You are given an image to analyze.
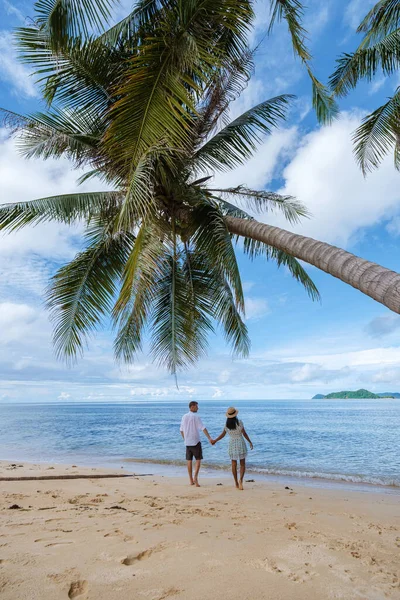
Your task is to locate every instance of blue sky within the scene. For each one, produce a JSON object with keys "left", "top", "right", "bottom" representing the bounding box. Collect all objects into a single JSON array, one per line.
[{"left": 1, "top": 0, "right": 400, "bottom": 402}]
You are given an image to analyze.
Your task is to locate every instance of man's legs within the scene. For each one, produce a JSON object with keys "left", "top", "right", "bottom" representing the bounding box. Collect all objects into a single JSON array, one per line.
[
  {"left": 193, "top": 459, "right": 201, "bottom": 487},
  {"left": 239, "top": 458, "right": 246, "bottom": 490},
  {"left": 187, "top": 460, "right": 194, "bottom": 485},
  {"left": 231, "top": 460, "right": 239, "bottom": 488}
]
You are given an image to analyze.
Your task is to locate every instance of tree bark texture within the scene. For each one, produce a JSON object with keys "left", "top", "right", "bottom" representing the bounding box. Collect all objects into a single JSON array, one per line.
[{"left": 225, "top": 216, "right": 400, "bottom": 314}]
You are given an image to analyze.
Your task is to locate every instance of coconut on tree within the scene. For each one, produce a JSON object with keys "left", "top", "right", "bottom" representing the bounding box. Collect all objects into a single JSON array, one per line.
[{"left": 0, "top": 0, "right": 399, "bottom": 376}]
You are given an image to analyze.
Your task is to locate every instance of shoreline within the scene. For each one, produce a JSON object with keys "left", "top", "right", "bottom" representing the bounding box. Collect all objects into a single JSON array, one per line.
[
  {"left": 2, "top": 453, "right": 399, "bottom": 496},
  {"left": 1, "top": 459, "right": 399, "bottom": 600}
]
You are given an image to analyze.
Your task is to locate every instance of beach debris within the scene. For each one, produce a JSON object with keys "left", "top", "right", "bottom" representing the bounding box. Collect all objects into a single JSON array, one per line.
[
  {"left": 246, "top": 479, "right": 255, "bottom": 482},
  {"left": 107, "top": 505, "right": 127, "bottom": 511},
  {"left": 216, "top": 483, "right": 223, "bottom": 486},
  {"left": 284, "top": 486, "right": 293, "bottom": 490},
  {"left": 8, "top": 504, "right": 22, "bottom": 509}
]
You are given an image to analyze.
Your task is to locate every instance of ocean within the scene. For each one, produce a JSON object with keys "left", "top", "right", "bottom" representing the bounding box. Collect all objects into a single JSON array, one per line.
[{"left": 0, "top": 399, "right": 399, "bottom": 489}]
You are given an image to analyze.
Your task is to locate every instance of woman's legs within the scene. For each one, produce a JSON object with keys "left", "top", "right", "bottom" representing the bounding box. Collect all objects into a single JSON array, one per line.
[
  {"left": 231, "top": 460, "right": 239, "bottom": 488},
  {"left": 239, "top": 458, "right": 246, "bottom": 490}
]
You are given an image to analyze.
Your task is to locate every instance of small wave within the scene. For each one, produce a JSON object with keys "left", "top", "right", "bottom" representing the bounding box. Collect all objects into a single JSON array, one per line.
[
  {"left": 121, "top": 458, "right": 400, "bottom": 488},
  {"left": 250, "top": 467, "right": 400, "bottom": 488}
]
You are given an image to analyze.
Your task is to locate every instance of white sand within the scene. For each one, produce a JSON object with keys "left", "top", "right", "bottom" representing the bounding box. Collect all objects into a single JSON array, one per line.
[{"left": 0, "top": 460, "right": 399, "bottom": 599}]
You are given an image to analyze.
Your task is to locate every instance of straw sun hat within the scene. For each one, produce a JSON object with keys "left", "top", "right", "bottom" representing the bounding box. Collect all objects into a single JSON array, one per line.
[{"left": 226, "top": 406, "right": 239, "bottom": 418}]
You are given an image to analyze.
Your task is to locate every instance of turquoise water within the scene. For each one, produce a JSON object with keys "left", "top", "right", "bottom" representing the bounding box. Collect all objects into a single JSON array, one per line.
[{"left": 0, "top": 400, "right": 399, "bottom": 487}]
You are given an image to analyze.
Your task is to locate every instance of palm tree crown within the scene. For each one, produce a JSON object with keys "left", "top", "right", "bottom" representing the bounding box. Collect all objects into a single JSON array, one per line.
[{"left": 0, "top": 0, "right": 319, "bottom": 374}]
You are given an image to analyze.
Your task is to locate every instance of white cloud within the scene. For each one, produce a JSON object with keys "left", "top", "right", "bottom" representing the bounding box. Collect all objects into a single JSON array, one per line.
[
  {"left": 212, "top": 126, "right": 298, "bottom": 190},
  {"left": 268, "top": 113, "right": 400, "bottom": 247},
  {"left": 0, "top": 31, "right": 38, "bottom": 97},
  {"left": 212, "top": 387, "right": 223, "bottom": 398},
  {"left": 58, "top": 391, "right": 71, "bottom": 400},
  {"left": 0, "top": 302, "right": 38, "bottom": 343},
  {"left": 245, "top": 296, "right": 270, "bottom": 320}
]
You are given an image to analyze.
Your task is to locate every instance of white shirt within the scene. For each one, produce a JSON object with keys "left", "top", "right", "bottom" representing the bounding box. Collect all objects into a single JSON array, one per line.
[{"left": 180, "top": 412, "right": 205, "bottom": 446}]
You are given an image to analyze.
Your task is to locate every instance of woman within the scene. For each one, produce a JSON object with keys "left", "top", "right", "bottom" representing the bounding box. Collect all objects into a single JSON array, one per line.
[{"left": 212, "top": 407, "right": 253, "bottom": 490}]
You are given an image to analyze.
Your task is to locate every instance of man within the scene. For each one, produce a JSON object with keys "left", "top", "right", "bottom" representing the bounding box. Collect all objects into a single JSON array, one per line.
[{"left": 180, "top": 401, "right": 213, "bottom": 487}]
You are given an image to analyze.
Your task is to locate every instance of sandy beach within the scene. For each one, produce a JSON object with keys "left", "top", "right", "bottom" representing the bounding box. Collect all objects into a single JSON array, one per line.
[{"left": 0, "top": 460, "right": 399, "bottom": 600}]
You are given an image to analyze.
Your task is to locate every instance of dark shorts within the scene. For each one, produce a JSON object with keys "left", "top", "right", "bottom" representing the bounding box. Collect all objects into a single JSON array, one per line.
[{"left": 186, "top": 442, "right": 203, "bottom": 461}]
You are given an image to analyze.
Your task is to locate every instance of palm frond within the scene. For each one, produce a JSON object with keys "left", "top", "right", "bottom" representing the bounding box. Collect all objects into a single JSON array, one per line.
[
  {"left": 329, "top": 29, "right": 400, "bottom": 97},
  {"left": 191, "top": 201, "right": 244, "bottom": 311},
  {"left": 196, "top": 48, "right": 255, "bottom": 142},
  {"left": 98, "top": 0, "right": 165, "bottom": 46},
  {"left": 150, "top": 248, "right": 207, "bottom": 373},
  {"left": 353, "top": 90, "right": 400, "bottom": 174},
  {"left": 113, "top": 223, "right": 165, "bottom": 363},
  {"left": 116, "top": 146, "right": 165, "bottom": 231},
  {"left": 0, "top": 107, "right": 102, "bottom": 165},
  {"left": 0, "top": 191, "right": 122, "bottom": 232},
  {"left": 209, "top": 186, "right": 310, "bottom": 225},
  {"left": 211, "top": 276, "right": 250, "bottom": 357},
  {"left": 46, "top": 228, "right": 134, "bottom": 363},
  {"left": 194, "top": 95, "right": 293, "bottom": 171},
  {"left": 243, "top": 238, "right": 320, "bottom": 300},
  {"left": 15, "top": 29, "right": 119, "bottom": 110},
  {"left": 269, "top": 0, "right": 311, "bottom": 61},
  {"left": 358, "top": 0, "right": 400, "bottom": 42},
  {"left": 33, "top": 0, "right": 114, "bottom": 47},
  {"left": 307, "top": 68, "right": 339, "bottom": 124},
  {"left": 268, "top": 0, "right": 338, "bottom": 123}
]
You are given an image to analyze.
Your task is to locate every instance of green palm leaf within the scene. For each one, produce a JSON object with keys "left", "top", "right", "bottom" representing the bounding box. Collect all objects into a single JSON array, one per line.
[
  {"left": 329, "top": 29, "right": 400, "bottom": 97},
  {"left": 0, "top": 191, "right": 122, "bottom": 232},
  {"left": 358, "top": 0, "right": 400, "bottom": 41},
  {"left": 268, "top": 0, "right": 338, "bottom": 124},
  {"left": 46, "top": 227, "right": 134, "bottom": 362},
  {"left": 1, "top": 107, "right": 102, "bottom": 165},
  {"left": 209, "top": 186, "right": 310, "bottom": 225},
  {"left": 353, "top": 90, "right": 400, "bottom": 174},
  {"left": 113, "top": 223, "right": 166, "bottom": 363},
  {"left": 194, "top": 95, "right": 293, "bottom": 171},
  {"left": 269, "top": 0, "right": 311, "bottom": 61},
  {"left": 33, "top": 0, "right": 114, "bottom": 47}
]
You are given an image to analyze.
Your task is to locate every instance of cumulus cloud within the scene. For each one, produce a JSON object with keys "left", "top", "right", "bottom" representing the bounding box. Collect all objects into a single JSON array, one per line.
[
  {"left": 212, "top": 127, "right": 298, "bottom": 191},
  {"left": 267, "top": 113, "right": 400, "bottom": 247},
  {"left": 0, "top": 302, "right": 38, "bottom": 343},
  {"left": 0, "top": 31, "right": 38, "bottom": 97}
]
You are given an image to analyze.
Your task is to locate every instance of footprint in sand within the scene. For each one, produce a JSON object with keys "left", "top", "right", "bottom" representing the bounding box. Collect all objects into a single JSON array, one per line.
[
  {"left": 68, "top": 580, "right": 88, "bottom": 599},
  {"left": 121, "top": 545, "right": 164, "bottom": 565}
]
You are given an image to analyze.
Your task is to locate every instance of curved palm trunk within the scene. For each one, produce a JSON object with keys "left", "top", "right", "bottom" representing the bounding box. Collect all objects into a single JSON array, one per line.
[{"left": 225, "top": 216, "right": 400, "bottom": 313}]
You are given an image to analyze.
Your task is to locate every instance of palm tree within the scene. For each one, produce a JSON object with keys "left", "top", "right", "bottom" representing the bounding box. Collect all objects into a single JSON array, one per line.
[
  {"left": 330, "top": 0, "right": 400, "bottom": 174},
  {"left": 1, "top": 0, "right": 400, "bottom": 376}
]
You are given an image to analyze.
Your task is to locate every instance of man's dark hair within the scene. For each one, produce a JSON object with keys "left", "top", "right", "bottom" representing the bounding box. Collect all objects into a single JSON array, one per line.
[{"left": 188, "top": 401, "right": 198, "bottom": 409}]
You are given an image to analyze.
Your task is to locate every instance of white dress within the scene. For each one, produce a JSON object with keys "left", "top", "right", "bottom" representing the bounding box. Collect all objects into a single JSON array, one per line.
[{"left": 225, "top": 420, "right": 248, "bottom": 461}]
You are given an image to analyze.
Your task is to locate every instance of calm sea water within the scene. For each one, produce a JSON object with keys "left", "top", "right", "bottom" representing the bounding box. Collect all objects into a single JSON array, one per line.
[{"left": 0, "top": 400, "right": 399, "bottom": 488}]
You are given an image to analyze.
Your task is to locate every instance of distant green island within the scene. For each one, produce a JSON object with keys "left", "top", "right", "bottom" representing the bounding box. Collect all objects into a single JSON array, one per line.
[{"left": 312, "top": 389, "right": 399, "bottom": 399}]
